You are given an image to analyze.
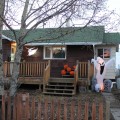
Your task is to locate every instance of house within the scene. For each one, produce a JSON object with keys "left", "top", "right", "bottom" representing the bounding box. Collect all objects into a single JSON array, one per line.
[
  {"left": 1, "top": 34, "right": 15, "bottom": 62},
  {"left": 2, "top": 26, "right": 120, "bottom": 95}
]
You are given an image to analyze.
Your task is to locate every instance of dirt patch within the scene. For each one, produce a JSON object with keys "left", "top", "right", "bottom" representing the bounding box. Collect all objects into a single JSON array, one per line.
[{"left": 112, "top": 88, "right": 120, "bottom": 102}]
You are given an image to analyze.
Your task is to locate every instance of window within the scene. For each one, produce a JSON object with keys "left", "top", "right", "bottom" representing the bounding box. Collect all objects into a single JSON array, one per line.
[
  {"left": 44, "top": 46, "right": 66, "bottom": 59},
  {"left": 11, "top": 42, "right": 16, "bottom": 61},
  {"left": 98, "top": 48, "right": 110, "bottom": 58}
]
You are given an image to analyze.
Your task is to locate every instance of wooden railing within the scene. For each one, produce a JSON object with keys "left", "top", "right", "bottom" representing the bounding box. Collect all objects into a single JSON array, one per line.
[
  {"left": 1, "top": 93, "right": 110, "bottom": 120},
  {"left": 74, "top": 61, "right": 79, "bottom": 94},
  {"left": 78, "top": 61, "right": 88, "bottom": 78},
  {"left": 87, "top": 60, "right": 94, "bottom": 85},
  {"left": 43, "top": 60, "right": 50, "bottom": 91},
  {"left": 77, "top": 61, "right": 94, "bottom": 79},
  {"left": 77, "top": 61, "right": 94, "bottom": 89},
  {"left": 3, "top": 61, "right": 48, "bottom": 77}
]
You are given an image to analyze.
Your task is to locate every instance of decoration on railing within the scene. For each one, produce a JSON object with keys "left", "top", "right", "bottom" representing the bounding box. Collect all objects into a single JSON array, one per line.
[
  {"left": 61, "top": 64, "right": 76, "bottom": 77},
  {"left": 26, "top": 47, "right": 38, "bottom": 56},
  {"left": 91, "top": 57, "right": 115, "bottom": 92}
]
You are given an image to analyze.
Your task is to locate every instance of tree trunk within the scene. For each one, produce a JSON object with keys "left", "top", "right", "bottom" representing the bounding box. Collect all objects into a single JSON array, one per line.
[
  {"left": 0, "top": 0, "right": 5, "bottom": 95},
  {"left": 10, "top": 45, "right": 23, "bottom": 96},
  {"left": 10, "top": 0, "right": 29, "bottom": 96}
]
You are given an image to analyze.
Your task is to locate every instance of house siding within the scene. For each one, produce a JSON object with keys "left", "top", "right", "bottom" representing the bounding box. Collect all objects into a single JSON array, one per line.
[
  {"left": 104, "top": 47, "right": 116, "bottom": 79},
  {"left": 2, "top": 39, "right": 11, "bottom": 61},
  {"left": 95, "top": 45, "right": 116, "bottom": 80},
  {"left": 22, "top": 45, "right": 94, "bottom": 77}
]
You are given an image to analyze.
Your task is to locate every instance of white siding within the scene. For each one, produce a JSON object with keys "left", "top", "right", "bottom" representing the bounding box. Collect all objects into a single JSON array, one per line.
[{"left": 95, "top": 45, "right": 116, "bottom": 80}]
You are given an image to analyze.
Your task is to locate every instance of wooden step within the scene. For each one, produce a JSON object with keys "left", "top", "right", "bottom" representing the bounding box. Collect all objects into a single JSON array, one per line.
[
  {"left": 46, "top": 84, "right": 74, "bottom": 88},
  {"left": 49, "top": 78, "right": 74, "bottom": 83},
  {"left": 45, "top": 88, "right": 74, "bottom": 91},
  {"left": 43, "top": 92, "right": 75, "bottom": 96},
  {"left": 47, "top": 83, "right": 72, "bottom": 86},
  {"left": 43, "top": 78, "right": 76, "bottom": 96}
]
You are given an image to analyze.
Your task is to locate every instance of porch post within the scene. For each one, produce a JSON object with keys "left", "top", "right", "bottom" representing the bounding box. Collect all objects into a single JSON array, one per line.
[{"left": 93, "top": 44, "right": 96, "bottom": 78}]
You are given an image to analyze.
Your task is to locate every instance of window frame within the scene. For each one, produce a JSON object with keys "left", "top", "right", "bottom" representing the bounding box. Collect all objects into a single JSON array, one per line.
[
  {"left": 43, "top": 46, "right": 66, "bottom": 60},
  {"left": 97, "top": 48, "right": 111, "bottom": 59}
]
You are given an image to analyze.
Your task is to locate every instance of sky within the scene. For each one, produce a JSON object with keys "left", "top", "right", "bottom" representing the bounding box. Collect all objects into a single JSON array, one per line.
[
  {"left": 107, "top": 0, "right": 120, "bottom": 68},
  {"left": 107, "top": 0, "right": 120, "bottom": 11}
]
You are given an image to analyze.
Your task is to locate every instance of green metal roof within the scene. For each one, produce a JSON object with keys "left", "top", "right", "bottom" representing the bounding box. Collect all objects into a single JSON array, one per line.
[
  {"left": 104, "top": 33, "right": 120, "bottom": 44},
  {"left": 2, "top": 26, "right": 120, "bottom": 44},
  {"left": 2, "top": 26, "right": 104, "bottom": 44}
]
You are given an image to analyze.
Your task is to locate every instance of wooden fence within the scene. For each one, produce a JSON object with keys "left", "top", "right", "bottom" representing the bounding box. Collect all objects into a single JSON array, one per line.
[{"left": 1, "top": 93, "right": 110, "bottom": 120}]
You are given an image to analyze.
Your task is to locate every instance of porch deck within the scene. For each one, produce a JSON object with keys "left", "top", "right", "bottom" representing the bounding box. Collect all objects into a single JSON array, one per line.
[{"left": 3, "top": 60, "right": 94, "bottom": 95}]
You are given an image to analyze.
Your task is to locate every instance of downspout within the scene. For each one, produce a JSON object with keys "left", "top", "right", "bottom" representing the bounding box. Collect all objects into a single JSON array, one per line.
[{"left": 93, "top": 44, "right": 96, "bottom": 78}]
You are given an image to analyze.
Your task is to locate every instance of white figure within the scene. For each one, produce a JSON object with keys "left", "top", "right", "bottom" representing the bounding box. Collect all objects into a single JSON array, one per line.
[
  {"left": 91, "top": 57, "right": 115, "bottom": 92},
  {"left": 26, "top": 47, "right": 38, "bottom": 56}
]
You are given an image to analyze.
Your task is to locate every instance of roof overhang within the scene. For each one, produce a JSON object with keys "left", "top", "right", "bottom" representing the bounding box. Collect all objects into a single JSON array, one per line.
[
  {"left": 2, "top": 34, "right": 13, "bottom": 41},
  {"left": 25, "top": 42, "right": 102, "bottom": 46}
]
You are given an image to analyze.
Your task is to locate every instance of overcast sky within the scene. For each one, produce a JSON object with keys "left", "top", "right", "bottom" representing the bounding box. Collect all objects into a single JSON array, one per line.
[{"left": 107, "top": 0, "right": 120, "bottom": 11}]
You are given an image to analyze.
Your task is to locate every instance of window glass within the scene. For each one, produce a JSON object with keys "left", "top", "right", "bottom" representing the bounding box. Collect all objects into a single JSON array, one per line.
[
  {"left": 98, "top": 49, "right": 103, "bottom": 58},
  {"left": 45, "top": 47, "right": 51, "bottom": 58},
  {"left": 44, "top": 46, "right": 66, "bottom": 59},
  {"left": 98, "top": 48, "right": 110, "bottom": 58},
  {"left": 104, "top": 49, "right": 110, "bottom": 58},
  {"left": 52, "top": 47, "right": 65, "bottom": 58}
]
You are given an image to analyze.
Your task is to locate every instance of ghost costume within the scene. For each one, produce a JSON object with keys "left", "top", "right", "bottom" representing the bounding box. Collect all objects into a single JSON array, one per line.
[{"left": 91, "top": 57, "right": 115, "bottom": 92}]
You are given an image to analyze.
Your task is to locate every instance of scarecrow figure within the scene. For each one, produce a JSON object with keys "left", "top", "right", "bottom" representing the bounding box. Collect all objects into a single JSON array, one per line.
[{"left": 91, "top": 57, "right": 115, "bottom": 92}]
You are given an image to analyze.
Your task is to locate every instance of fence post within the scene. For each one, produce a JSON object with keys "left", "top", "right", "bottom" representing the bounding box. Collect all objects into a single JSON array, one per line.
[
  {"left": 7, "top": 96, "right": 11, "bottom": 120},
  {"left": 44, "top": 98, "right": 48, "bottom": 120},
  {"left": 16, "top": 94, "right": 22, "bottom": 120},
  {"left": 2, "top": 95, "right": 5, "bottom": 120},
  {"left": 57, "top": 99, "right": 61, "bottom": 120},
  {"left": 24, "top": 93, "right": 30, "bottom": 120},
  {"left": 85, "top": 101, "right": 89, "bottom": 120},
  {"left": 50, "top": 99, "right": 54, "bottom": 119},
  {"left": 31, "top": 96, "right": 35, "bottom": 120},
  {"left": 78, "top": 102, "right": 81, "bottom": 120},
  {"left": 99, "top": 102, "right": 103, "bottom": 120},
  {"left": 37, "top": 99, "right": 41, "bottom": 120},
  {"left": 13, "top": 95, "right": 17, "bottom": 120},
  {"left": 106, "top": 101, "right": 110, "bottom": 120},
  {"left": 71, "top": 101, "right": 75, "bottom": 120},
  {"left": 64, "top": 99, "right": 67, "bottom": 120},
  {"left": 92, "top": 102, "right": 96, "bottom": 120}
]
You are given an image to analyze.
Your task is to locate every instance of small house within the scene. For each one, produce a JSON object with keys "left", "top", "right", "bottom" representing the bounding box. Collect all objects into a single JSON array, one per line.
[
  {"left": 1, "top": 34, "right": 15, "bottom": 62},
  {"left": 3, "top": 26, "right": 120, "bottom": 95}
]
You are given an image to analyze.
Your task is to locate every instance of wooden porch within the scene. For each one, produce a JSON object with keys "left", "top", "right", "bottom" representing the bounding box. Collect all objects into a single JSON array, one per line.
[{"left": 3, "top": 60, "right": 94, "bottom": 95}]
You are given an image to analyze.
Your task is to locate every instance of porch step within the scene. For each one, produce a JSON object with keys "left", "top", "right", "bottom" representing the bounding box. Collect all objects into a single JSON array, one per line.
[
  {"left": 46, "top": 84, "right": 74, "bottom": 88},
  {"left": 49, "top": 77, "right": 74, "bottom": 83},
  {"left": 43, "top": 92, "right": 75, "bottom": 96},
  {"left": 43, "top": 78, "right": 76, "bottom": 96}
]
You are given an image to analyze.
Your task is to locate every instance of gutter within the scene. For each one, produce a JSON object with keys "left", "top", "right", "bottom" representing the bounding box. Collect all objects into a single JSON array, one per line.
[
  {"left": 2, "top": 34, "right": 13, "bottom": 41},
  {"left": 25, "top": 42, "right": 102, "bottom": 46}
]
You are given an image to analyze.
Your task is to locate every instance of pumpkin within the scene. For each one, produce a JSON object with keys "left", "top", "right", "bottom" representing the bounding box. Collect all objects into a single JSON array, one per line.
[
  {"left": 73, "top": 65, "right": 76, "bottom": 70},
  {"left": 64, "top": 64, "right": 68, "bottom": 70},
  {"left": 61, "top": 70, "right": 66, "bottom": 75},
  {"left": 67, "top": 67, "right": 71, "bottom": 72},
  {"left": 70, "top": 71, "right": 74, "bottom": 76}
]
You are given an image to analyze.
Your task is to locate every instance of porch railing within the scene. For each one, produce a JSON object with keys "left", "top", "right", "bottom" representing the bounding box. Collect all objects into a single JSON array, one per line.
[
  {"left": 3, "top": 61, "right": 48, "bottom": 77},
  {"left": 43, "top": 60, "right": 50, "bottom": 92},
  {"left": 77, "top": 61, "right": 94, "bottom": 86}
]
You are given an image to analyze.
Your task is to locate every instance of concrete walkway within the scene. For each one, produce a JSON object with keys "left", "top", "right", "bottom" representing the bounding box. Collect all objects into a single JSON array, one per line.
[{"left": 102, "top": 92, "right": 120, "bottom": 120}]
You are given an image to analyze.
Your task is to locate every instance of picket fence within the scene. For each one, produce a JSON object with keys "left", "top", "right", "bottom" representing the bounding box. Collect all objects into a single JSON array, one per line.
[{"left": 1, "top": 93, "right": 110, "bottom": 120}]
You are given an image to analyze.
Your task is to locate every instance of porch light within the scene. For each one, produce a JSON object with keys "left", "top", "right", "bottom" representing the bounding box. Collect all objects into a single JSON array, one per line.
[{"left": 27, "top": 47, "right": 38, "bottom": 56}]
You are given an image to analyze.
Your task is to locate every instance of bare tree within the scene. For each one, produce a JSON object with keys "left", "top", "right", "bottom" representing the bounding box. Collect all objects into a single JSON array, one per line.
[
  {"left": 0, "top": 0, "right": 111, "bottom": 96},
  {"left": 0, "top": 0, "right": 5, "bottom": 95}
]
